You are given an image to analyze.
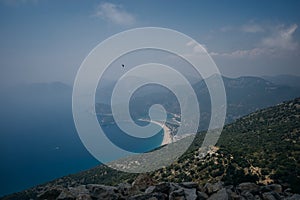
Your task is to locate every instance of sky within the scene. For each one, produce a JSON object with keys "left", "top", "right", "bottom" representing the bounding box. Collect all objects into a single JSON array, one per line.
[{"left": 0, "top": 0, "right": 300, "bottom": 87}]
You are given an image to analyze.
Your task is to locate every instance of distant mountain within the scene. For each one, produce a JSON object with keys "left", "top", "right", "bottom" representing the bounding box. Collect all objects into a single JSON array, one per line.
[
  {"left": 220, "top": 76, "right": 300, "bottom": 122},
  {"left": 4, "top": 97, "right": 299, "bottom": 199},
  {"left": 262, "top": 75, "right": 300, "bottom": 88},
  {"left": 96, "top": 75, "right": 300, "bottom": 130}
]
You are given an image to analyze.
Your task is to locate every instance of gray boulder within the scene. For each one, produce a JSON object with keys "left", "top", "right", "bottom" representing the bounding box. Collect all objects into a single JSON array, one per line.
[
  {"left": 117, "top": 182, "right": 132, "bottom": 196},
  {"left": 226, "top": 190, "right": 241, "bottom": 200},
  {"left": 169, "top": 188, "right": 185, "bottom": 200},
  {"left": 207, "top": 188, "right": 228, "bottom": 200},
  {"left": 261, "top": 184, "right": 282, "bottom": 193},
  {"left": 75, "top": 194, "right": 92, "bottom": 200},
  {"left": 56, "top": 189, "right": 75, "bottom": 200},
  {"left": 145, "top": 182, "right": 171, "bottom": 194},
  {"left": 69, "top": 185, "right": 89, "bottom": 196},
  {"left": 261, "top": 192, "right": 276, "bottom": 200},
  {"left": 128, "top": 192, "right": 167, "bottom": 200},
  {"left": 145, "top": 186, "right": 157, "bottom": 194},
  {"left": 204, "top": 182, "right": 223, "bottom": 195},
  {"left": 237, "top": 183, "right": 260, "bottom": 194},
  {"left": 86, "top": 184, "right": 119, "bottom": 200},
  {"left": 286, "top": 194, "right": 300, "bottom": 200},
  {"left": 179, "top": 182, "right": 198, "bottom": 189},
  {"left": 267, "top": 184, "right": 282, "bottom": 193},
  {"left": 254, "top": 195, "right": 261, "bottom": 200},
  {"left": 169, "top": 183, "right": 181, "bottom": 192},
  {"left": 197, "top": 191, "right": 209, "bottom": 200},
  {"left": 241, "top": 191, "right": 254, "bottom": 200},
  {"left": 183, "top": 188, "right": 197, "bottom": 200}
]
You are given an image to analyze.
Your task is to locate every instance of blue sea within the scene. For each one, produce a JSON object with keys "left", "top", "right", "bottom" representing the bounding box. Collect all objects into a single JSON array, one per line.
[
  {"left": 101, "top": 120, "right": 164, "bottom": 153},
  {"left": 0, "top": 85, "right": 164, "bottom": 197}
]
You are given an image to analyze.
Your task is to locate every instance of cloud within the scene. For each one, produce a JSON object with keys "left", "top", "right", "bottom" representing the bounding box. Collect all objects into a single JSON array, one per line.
[
  {"left": 95, "top": 2, "right": 136, "bottom": 26},
  {"left": 186, "top": 40, "right": 208, "bottom": 53},
  {"left": 210, "top": 48, "right": 272, "bottom": 58},
  {"left": 220, "top": 26, "right": 234, "bottom": 32},
  {"left": 262, "top": 24, "right": 298, "bottom": 50},
  {"left": 241, "top": 23, "right": 264, "bottom": 33},
  {"left": 219, "top": 23, "right": 264, "bottom": 33},
  {"left": 211, "top": 24, "right": 298, "bottom": 58}
]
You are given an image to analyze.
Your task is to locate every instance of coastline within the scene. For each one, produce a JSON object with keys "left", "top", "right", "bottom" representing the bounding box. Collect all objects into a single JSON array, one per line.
[{"left": 139, "top": 119, "right": 173, "bottom": 145}]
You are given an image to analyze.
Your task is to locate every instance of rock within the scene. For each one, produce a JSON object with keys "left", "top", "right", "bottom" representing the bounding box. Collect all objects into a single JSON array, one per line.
[
  {"left": 76, "top": 194, "right": 92, "bottom": 200},
  {"left": 183, "top": 188, "right": 197, "bottom": 200},
  {"left": 169, "top": 196, "right": 185, "bottom": 200},
  {"left": 170, "top": 197, "right": 185, "bottom": 200},
  {"left": 86, "top": 184, "right": 119, "bottom": 200},
  {"left": 132, "top": 174, "right": 156, "bottom": 192},
  {"left": 241, "top": 191, "right": 254, "bottom": 200},
  {"left": 262, "top": 184, "right": 282, "bottom": 193},
  {"left": 207, "top": 188, "right": 228, "bottom": 200},
  {"left": 169, "top": 183, "right": 181, "bottom": 192},
  {"left": 204, "top": 182, "right": 223, "bottom": 195},
  {"left": 8, "top": 177, "right": 300, "bottom": 200},
  {"left": 284, "top": 188, "right": 293, "bottom": 197},
  {"left": 254, "top": 195, "right": 261, "bottom": 200},
  {"left": 128, "top": 192, "right": 167, "bottom": 200},
  {"left": 204, "top": 183, "right": 214, "bottom": 194},
  {"left": 79, "top": 178, "right": 85, "bottom": 184},
  {"left": 261, "top": 186, "right": 272, "bottom": 193},
  {"left": 227, "top": 191, "right": 241, "bottom": 200},
  {"left": 70, "top": 181, "right": 77, "bottom": 187},
  {"left": 287, "top": 194, "right": 300, "bottom": 200},
  {"left": 197, "top": 191, "right": 209, "bottom": 200},
  {"left": 145, "top": 182, "right": 170, "bottom": 194},
  {"left": 169, "top": 188, "right": 185, "bottom": 200},
  {"left": 270, "top": 191, "right": 282, "bottom": 200},
  {"left": 225, "top": 185, "right": 234, "bottom": 191},
  {"left": 146, "top": 186, "right": 157, "bottom": 194},
  {"left": 179, "top": 182, "right": 198, "bottom": 189},
  {"left": 155, "top": 182, "right": 171, "bottom": 194},
  {"left": 262, "top": 192, "right": 276, "bottom": 200},
  {"left": 117, "top": 182, "right": 132, "bottom": 196},
  {"left": 57, "top": 189, "right": 76, "bottom": 200},
  {"left": 237, "top": 183, "right": 260, "bottom": 194},
  {"left": 69, "top": 185, "right": 89, "bottom": 196}
]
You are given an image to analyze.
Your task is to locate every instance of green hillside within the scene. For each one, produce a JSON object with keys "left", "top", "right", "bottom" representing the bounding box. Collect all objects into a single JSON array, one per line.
[{"left": 152, "top": 97, "right": 300, "bottom": 192}]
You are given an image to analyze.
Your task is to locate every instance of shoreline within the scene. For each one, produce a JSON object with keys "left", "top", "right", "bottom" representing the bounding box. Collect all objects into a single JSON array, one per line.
[{"left": 139, "top": 119, "right": 173, "bottom": 145}]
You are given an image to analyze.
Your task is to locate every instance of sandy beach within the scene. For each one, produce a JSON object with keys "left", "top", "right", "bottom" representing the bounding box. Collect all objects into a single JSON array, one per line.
[
  {"left": 151, "top": 120, "right": 173, "bottom": 145},
  {"left": 139, "top": 119, "right": 173, "bottom": 145}
]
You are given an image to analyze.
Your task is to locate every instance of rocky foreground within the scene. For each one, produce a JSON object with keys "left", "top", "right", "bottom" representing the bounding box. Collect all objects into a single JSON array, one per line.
[{"left": 3, "top": 175, "right": 299, "bottom": 200}]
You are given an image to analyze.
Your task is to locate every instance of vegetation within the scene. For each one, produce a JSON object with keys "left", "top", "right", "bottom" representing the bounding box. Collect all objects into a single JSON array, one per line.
[{"left": 151, "top": 97, "right": 300, "bottom": 192}]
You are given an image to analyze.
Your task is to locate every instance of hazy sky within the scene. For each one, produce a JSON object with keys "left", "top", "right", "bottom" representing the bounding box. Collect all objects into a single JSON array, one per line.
[{"left": 0, "top": 0, "right": 300, "bottom": 87}]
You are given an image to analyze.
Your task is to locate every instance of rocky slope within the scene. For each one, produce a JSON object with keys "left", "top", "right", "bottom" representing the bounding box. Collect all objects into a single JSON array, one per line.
[{"left": 2, "top": 174, "right": 300, "bottom": 200}]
